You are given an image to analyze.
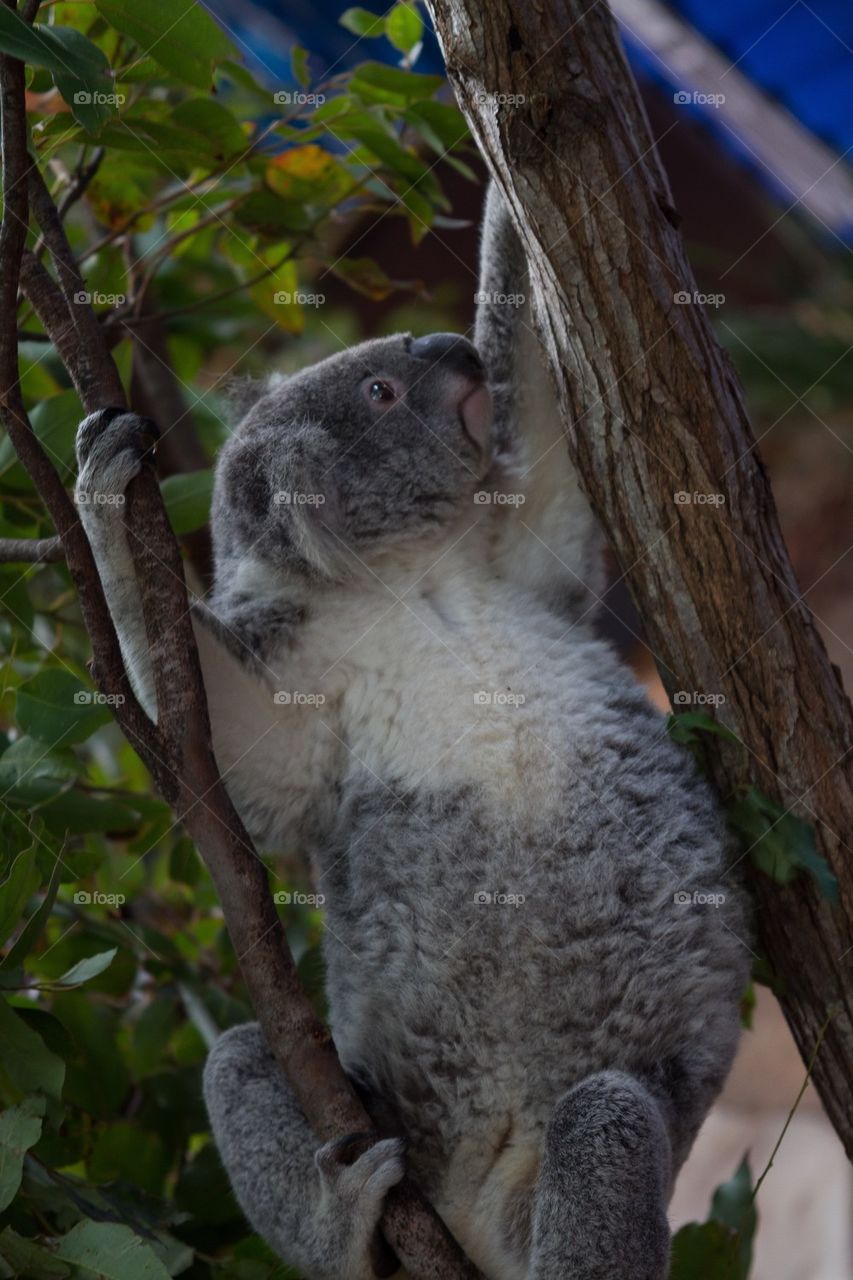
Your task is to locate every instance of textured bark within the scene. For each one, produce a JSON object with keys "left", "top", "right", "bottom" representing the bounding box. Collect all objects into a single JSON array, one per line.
[{"left": 428, "top": 0, "right": 853, "bottom": 1156}]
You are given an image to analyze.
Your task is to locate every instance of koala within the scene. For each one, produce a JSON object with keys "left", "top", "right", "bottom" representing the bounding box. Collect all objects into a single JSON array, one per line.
[{"left": 75, "top": 185, "right": 750, "bottom": 1280}]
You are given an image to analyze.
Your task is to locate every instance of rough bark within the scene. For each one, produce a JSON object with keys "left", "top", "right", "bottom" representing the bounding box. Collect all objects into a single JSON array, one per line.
[{"left": 428, "top": 0, "right": 853, "bottom": 1156}]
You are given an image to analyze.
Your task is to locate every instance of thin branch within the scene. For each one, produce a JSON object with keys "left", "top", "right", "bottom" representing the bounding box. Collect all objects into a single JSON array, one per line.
[{"left": 0, "top": 535, "right": 63, "bottom": 562}]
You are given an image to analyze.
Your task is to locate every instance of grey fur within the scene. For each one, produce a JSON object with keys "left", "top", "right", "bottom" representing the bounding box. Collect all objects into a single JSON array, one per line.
[{"left": 75, "top": 186, "right": 750, "bottom": 1280}]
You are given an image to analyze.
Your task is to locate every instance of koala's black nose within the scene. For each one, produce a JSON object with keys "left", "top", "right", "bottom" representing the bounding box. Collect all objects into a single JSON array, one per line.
[{"left": 409, "top": 333, "right": 483, "bottom": 378}]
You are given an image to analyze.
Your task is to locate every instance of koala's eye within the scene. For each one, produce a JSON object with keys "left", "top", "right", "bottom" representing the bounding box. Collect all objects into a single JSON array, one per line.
[{"left": 368, "top": 380, "right": 395, "bottom": 403}]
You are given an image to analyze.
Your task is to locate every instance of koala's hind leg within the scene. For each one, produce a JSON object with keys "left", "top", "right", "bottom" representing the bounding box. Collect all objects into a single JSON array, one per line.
[
  {"left": 203, "top": 1023, "right": 404, "bottom": 1280},
  {"left": 528, "top": 1072, "right": 671, "bottom": 1280}
]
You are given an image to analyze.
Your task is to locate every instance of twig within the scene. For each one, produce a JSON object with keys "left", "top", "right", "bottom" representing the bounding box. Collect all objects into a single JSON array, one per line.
[
  {"left": 0, "top": 535, "right": 63, "bottom": 562},
  {"left": 751, "top": 1009, "right": 835, "bottom": 1203}
]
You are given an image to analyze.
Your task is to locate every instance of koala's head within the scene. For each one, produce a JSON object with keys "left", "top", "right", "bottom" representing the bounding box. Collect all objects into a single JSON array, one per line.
[{"left": 212, "top": 332, "right": 492, "bottom": 580}]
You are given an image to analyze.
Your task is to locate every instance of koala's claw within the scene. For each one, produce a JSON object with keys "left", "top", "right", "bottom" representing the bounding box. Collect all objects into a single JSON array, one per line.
[
  {"left": 315, "top": 1134, "right": 405, "bottom": 1207},
  {"left": 75, "top": 410, "right": 160, "bottom": 509},
  {"left": 76, "top": 408, "right": 160, "bottom": 469}
]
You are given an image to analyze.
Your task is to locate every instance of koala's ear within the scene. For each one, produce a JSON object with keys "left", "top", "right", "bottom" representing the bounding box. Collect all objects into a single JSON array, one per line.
[
  {"left": 223, "top": 373, "right": 289, "bottom": 426},
  {"left": 273, "top": 422, "right": 350, "bottom": 580}
]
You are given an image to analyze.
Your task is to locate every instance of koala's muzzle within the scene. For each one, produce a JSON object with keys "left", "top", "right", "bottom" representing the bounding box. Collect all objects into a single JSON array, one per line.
[{"left": 409, "top": 333, "right": 491, "bottom": 453}]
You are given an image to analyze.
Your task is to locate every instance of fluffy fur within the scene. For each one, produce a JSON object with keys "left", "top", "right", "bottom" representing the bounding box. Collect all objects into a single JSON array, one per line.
[{"left": 75, "top": 186, "right": 750, "bottom": 1280}]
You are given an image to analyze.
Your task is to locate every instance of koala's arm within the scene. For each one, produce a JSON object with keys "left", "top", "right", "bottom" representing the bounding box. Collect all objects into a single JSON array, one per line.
[
  {"left": 475, "top": 184, "right": 605, "bottom": 618},
  {"left": 74, "top": 410, "right": 338, "bottom": 855}
]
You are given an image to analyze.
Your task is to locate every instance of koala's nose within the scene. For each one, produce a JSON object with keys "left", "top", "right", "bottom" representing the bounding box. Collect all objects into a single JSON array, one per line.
[{"left": 408, "top": 333, "right": 483, "bottom": 379}]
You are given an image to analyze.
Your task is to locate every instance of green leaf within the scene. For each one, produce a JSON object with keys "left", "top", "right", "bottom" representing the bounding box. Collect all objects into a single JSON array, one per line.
[
  {"left": 2, "top": 852, "right": 63, "bottom": 970},
  {"left": 0, "top": 10, "right": 114, "bottom": 130},
  {"left": 291, "top": 44, "right": 310, "bottom": 88},
  {"left": 53, "top": 1220, "right": 172, "bottom": 1279},
  {"left": 386, "top": 2, "right": 423, "bottom": 55},
  {"left": 728, "top": 786, "right": 838, "bottom": 902},
  {"left": 350, "top": 61, "right": 443, "bottom": 104},
  {"left": 15, "top": 669, "right": 112, "bottom": 746},
  {"left": 0, "top": 1096, "right": 44, "bottom": 1211},
  {"left": 94, "top": 0, "right": 237, "bottom": 90},
  {"left": 53, "top": 947, "right": 117, "bottom": 988},
  {"left": 0, "top": 1228, "right": 71, "bottom": 1279},
  {"left": 670, "top": 1220, "right": 742, "bottom": 1280},
  {"left": 666, "top": 710, "right": 741, "bottom": 749},
  {"left": 711, "top": 1157, "right": 756, "bottom": 1275},
  {"left": 0, "top": 998, "right": 65, "bottom": 1100},
  {"left": 170, "top": 97, "right": 247, "bottom": 161},
  {"left": 0, "top": 390, "right": 82, "bottom": 489},
  {"left": 160, "top": 470, "right": 214, "bottom": 535},
  {"left": 0, "top": 736, "right": 80, "bottom": 810},
  {"left": 0, "top": 845, "right": 40, "bottom": 948},
  {"left": 339, "top": 7, "right": 386, "bottom": 37}
]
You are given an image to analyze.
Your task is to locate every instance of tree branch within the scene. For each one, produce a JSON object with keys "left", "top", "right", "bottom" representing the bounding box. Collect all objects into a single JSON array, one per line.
[
  {"left": 429, "top": 0, "right": 853, "bottom": 1159},
  {"left": 0, "top": 31, "right": 482, "bottom": 1280}
]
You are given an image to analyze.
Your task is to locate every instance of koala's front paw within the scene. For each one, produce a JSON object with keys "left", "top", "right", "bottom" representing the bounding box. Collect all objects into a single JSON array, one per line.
[
  {"left": 75, "top": 409, "right": 159, "bottom": 510},
  {"left": 314, "top": 1134, "right": 405, "bottom": 1279}
]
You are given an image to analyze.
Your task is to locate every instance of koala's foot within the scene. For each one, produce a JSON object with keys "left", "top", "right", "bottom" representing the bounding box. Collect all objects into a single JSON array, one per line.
[
  {"left": 204, "top": 1023, "right": 404, "bottom": 1280},
  {"left": 75, "top": 408, "right": 159, "bottom": 506},
  {"left": 528, "top": 1071, "right": 671, "bottom": 1280}
]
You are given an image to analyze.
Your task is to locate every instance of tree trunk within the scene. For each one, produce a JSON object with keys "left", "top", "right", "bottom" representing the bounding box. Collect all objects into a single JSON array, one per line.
[{"left": 428, "top": 0, "right": 853, "bottom": 1156}]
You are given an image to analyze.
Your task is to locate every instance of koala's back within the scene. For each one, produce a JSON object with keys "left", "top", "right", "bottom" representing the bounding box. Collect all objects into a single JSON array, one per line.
[{"left": 243, "top": 532, "right": 749, "bottom": 1252}]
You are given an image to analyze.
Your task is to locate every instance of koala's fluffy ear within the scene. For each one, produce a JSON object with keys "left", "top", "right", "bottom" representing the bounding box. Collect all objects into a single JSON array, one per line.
[
  {"left": 271, "top": 421, "right": 350, "bottom": 580},
  {"left": 222, "top": 373, "right": 292, "bottom": 426}
]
